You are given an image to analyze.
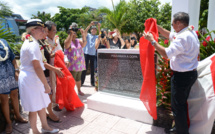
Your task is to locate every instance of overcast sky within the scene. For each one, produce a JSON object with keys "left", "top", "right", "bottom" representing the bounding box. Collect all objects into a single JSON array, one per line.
[{"left": 6, "top": 0, "right": 172, "bottom": 20}]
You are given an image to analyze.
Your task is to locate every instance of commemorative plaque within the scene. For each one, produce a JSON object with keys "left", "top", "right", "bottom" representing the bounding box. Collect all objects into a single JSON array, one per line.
[{"left": 98, "top": 49, "right": 143, "bottom": 98}]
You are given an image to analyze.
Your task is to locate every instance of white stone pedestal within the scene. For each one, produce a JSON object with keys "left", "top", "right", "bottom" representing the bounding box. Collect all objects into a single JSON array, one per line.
[{"left": 87, "top": 92, "right": 153, "bottom": 125}]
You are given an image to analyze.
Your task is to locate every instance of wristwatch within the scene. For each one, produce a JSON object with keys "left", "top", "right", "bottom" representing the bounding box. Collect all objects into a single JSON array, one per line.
[{"left": 151, "top": 40, "right": 156, "bottom": 46}]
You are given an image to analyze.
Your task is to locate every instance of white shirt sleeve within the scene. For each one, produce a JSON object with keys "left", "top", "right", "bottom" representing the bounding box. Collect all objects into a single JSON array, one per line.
[
  {"left": 55, "top": 36, "right": 69, "bottom": 62},
  {"left": 56, "top": 37, "right": 63, "bottom": 51},
  {"left": 28, "top": 42, "right": 41, "bottom": 61},
  {"left": 169, "top": 32, "right": 175, "bottom": 42},
  {"left": 165, "top": 36, "right": 185, "bottom": 59}
]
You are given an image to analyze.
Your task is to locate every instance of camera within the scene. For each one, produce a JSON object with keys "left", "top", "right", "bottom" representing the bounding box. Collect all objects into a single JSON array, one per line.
[
  {"left": 130, "top": 37, "right": 136, "bottom": 40},
  {"left": 94, "top": 21, "right": 98, "bottom": 25},
  {"left": 101, "top": 31, "right": 105, "bottom": 38},
  {"left": 71, "top": 27, "right": 80, "bottom": 32}
]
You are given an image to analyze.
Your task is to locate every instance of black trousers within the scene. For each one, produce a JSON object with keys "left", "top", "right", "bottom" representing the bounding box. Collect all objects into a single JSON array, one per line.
[
  {"left": 171, "top": 70, "right": 197, "bottom": 134},
  {"left": 81, "top": 54, "right": 95, "bottom": 85}
]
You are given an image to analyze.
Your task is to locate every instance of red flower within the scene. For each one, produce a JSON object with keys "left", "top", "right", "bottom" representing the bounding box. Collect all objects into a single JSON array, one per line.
[
  {"left": 26, "top": 34, "right": 30, "bottom": 39},
  {"left": 195, "top": 31, "right": 199, "bottom": 37},
  {"left": 191, "top": 25, "right": 194, "bottom": 30},
  {"left": 202, "top": 36, "right": 211, "bottom": 47},
  {"left": 206, "top": 36, "right": 211, "bottom": 41},
  {"left": 202, "top": 41, "right": 207, "bottom": 47},
  {"left": 40, "top": 46, "right": 44, "bottom": 50},
  {"left": 214, "top": 38, "right": 215, "bottom": 43},
  {"left": 164, "top": 39, "right": 169, "bottom": 45}
]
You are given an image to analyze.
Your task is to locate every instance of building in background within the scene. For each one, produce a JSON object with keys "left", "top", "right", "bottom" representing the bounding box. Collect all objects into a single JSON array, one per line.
[{"left": 0, "top": 14, "right": 27, "bottom": 37}]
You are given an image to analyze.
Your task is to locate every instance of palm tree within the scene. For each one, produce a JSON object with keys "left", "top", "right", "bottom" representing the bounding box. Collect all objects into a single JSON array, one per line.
[
  {"left": 99, "top": 0, "right": 128, "bottom": 33},
  {"left": 0, "top": 22, "right": 15, "bottom": 43}
]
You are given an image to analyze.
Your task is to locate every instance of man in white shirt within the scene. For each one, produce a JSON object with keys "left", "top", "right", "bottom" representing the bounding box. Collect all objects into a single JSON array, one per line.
[
  {"left": 45, "top": 21, "right": 69, "bottom": 112},
  {"left": 143, "top": 12, "right": 199, "bottom": 134}
]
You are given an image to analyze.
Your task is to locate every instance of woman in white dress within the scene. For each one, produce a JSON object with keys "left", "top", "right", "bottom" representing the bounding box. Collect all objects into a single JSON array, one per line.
[{"left": 18, "top": 19, "right": 59, "bottom": 134}]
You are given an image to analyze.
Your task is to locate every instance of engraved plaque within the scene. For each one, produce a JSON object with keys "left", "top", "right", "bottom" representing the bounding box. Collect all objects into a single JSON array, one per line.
[{"left": 97, "top": 49, "right": 143, "bottom": 98}]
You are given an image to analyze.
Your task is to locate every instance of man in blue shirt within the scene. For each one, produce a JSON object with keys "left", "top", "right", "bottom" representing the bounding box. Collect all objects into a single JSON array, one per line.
[{"left": 81, "top": 21, "right": 101, "bottom": 86}]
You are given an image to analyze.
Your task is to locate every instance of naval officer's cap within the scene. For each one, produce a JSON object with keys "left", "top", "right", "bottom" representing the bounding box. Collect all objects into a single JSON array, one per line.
[{"left": 26, "top": 19, "right": 47, "bottom": 28}]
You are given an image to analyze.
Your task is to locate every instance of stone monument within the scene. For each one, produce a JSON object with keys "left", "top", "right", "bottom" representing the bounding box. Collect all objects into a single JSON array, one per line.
[{"left": 87, "top": 49, "right": 154, "bottom": 124}]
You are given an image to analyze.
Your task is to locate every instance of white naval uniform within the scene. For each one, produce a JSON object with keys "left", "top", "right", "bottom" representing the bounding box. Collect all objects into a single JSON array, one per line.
[{"left": 18, "top": 36, "right": 50, "bottom": 112}]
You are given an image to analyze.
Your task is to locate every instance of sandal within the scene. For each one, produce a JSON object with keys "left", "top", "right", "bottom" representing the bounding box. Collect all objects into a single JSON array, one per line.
[
  {"left": 47, "top": 115, "right": 62, "bottom": 123},
  {"left": 15, "top": 117, "right": 28, "bottom": 123},
  {"left": 5, "top": 124, "right": 13, "bottom": 134}
]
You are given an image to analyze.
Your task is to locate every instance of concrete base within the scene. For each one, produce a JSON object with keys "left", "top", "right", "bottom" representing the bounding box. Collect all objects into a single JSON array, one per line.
[{"left": 87, "top": 92, "right": 153, "bottom": 125}]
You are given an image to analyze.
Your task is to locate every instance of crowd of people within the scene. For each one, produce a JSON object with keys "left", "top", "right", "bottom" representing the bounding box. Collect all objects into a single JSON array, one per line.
[
  {"left": 0, "top": 11, "right": 210, "bottom": 134},
  {"left": 0, "top": 18, "right": 139, "bottom": 134}
]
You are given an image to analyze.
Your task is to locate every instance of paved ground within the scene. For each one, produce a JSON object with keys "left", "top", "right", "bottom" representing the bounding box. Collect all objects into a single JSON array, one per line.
[{"left": 1, "top": 75, "right": 166, "bottom": 134}]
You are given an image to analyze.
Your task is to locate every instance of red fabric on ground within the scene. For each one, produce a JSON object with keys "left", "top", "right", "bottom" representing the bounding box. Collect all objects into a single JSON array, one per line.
[
  {"left": 139, "top": 18, "right": 158, "bottom": 120},
  {"left": 54, "top": 50, "right": 84, "bottom": 111}
]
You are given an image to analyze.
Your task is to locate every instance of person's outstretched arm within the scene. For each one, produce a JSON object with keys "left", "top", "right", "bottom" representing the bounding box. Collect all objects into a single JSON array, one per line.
[
  {"left": 84, "top": 21, "right": 94, "bottom": 34},
  {"left": 64, "top": 31, "right": 74, "bottom": 49},
  {"left": 157, "top": 25, "right": 170, "bottom": 39}
]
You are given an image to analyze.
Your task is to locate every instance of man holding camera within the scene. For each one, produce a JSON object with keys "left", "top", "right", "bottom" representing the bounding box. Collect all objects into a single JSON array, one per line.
[{"left": 81, "top": 21, "right": 101, "bottom": 86}]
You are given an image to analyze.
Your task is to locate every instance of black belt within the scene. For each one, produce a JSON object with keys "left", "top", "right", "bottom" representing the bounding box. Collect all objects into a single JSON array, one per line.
[{"left": 173, "top": 69, "right": 196, "bottom": 73}]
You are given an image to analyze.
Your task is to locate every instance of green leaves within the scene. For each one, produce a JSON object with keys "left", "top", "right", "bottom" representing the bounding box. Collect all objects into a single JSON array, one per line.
[
  {"left": 0, "top": 1, "right": 13, "bottom": 17},
  {"left": 98, "top": 0, "right": 129, "bottom": 33},
  {"left": 156, "top": 39, "right": 171, "bottom": 109},
  {"left": 0, "top": 22, "right": 15, "bottom": 43},
  {"left": 198, "top": 29, "right": 215, "bottom": 60},
  {"left": 31, "top": 11, "right": 52, "bottom": 23}
]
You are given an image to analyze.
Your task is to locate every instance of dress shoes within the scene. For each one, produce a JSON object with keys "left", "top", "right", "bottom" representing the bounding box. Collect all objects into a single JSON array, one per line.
[
  {"left": 41, "top": 128, "right": 59, "bottom": 133},
  {"left": 169, "top": 126, "right": 176, "bottom": 134}
]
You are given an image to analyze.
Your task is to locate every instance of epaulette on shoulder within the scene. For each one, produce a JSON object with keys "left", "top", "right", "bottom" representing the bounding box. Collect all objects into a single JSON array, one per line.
[{"left": 28, "top": 36, "right": 33, "bottom": 42}]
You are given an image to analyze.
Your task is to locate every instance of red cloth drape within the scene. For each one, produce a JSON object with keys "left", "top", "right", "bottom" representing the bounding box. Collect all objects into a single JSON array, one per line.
[
  {"left": 210, "top": 56, "right": 215, "bottom": 94},
  {"left": 54, "top": 50, "right": 84, "bottom": 111},
  {"left": 139, "top": 18, "right": 158, "bottom": 120}
]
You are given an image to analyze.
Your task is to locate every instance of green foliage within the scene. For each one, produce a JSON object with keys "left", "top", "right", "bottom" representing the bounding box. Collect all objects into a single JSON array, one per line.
[
  {"left": 198, "top": 29, "right": 215, "bottom": 60},
  {"left": 0, "top": 1, "right": 13, "bottom": 17},
  {"left": 98, "top": 0, "right": 129, "bottom": 33},
  {"left": 8, "top": 42, "right": 22, "bottom": 56},
  {"left": 122, "top": 0, "right": 160, "bottom": 34},
  {"left": 31, "top": 11, "right": 52, "bottom": 22},
  {"left": 0, "top": 22, "right": 15, "bottom": 43},
  {"left": 156, "top": 39, "right": 171, "bottom": 110},
  {"left": 199, "top": 0, "right": 209, "bottom": 29},
  {"left": 56, "top": 31, "right": 68, "bottom": 49},
  {"left": 157, "top": 3, "right": 171, "bottom": 30},
  {"left": 52, "top": 6, "right": 92, "bottom": 31},
  {"left": 99, "top": 0, "right": 171, "bottom": 39},
  {"left": 0, "top": 21, "right": 20, "bottom": 55}
]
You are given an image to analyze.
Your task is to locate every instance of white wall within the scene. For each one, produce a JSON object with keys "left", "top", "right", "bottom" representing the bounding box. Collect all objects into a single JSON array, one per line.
[
  {"left": 171, "top": 0, "right": 201, "bottom": 32},
  {"left": 207, "top": 0, "right": 215, "bottom": 38}
]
